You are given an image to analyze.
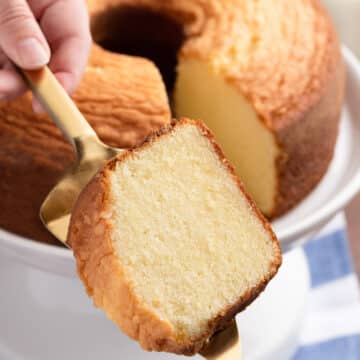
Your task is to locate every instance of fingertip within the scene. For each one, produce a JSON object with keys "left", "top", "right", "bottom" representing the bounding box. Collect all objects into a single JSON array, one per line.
[
  {"left": 32, "top": 98, "right": 45, "bottom": 114},
  {"left": 0, "top": 0, "right": 51, "bottom": 70},
  {"left": 54, "top": 71, "right": 77, "bottom": 94},
  {"left": 15, "top": 38, "right": 50, "bottom": 70}
]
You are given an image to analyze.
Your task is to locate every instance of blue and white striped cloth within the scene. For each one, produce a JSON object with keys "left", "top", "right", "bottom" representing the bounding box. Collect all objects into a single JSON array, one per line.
[{"left": 293, "top": 214, "right": 360, "bottom": 359}]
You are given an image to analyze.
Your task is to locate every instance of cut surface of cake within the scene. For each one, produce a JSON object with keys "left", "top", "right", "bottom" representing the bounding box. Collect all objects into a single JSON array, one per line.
[
  {"left": 175, "top": 60, "right": 280, "bottom": 215},
  {"left": 68, "top": 119, "right": 281, "bottom": 354}
]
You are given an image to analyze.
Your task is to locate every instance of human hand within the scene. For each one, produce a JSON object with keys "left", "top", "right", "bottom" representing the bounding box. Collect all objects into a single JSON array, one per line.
[{"left": 0, "top": 0, "right": 91, "bottom": 110}]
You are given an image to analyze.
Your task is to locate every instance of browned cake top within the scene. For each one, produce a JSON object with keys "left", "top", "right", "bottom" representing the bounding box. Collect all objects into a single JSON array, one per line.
[{"left": 89, "top": 0, "right": 340, "bottom": 131}]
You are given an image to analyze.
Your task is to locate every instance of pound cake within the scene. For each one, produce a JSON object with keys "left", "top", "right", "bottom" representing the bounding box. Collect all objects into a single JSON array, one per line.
[
  {"left": 68, "top": 119, "right": 281, "bottom": 354},
  {"left": 89, "top": 0, "right": 345, "bottom": 217},
  {"left": 0, "top": 0, "right": 344, "bottom": 244}
]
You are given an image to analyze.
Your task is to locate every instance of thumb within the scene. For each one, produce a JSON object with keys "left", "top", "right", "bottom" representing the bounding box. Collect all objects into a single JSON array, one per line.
[{"left": 0, "top": 0, "right": 50, "bottom": 69}]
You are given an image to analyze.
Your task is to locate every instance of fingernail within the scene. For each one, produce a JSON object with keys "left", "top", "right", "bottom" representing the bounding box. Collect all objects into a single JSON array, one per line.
[{"left": 16, "top": 38, "right": 49, "bottom": 69}]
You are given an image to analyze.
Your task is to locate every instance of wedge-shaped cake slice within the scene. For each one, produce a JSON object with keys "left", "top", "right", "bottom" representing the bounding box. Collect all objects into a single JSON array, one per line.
[{"left": 68, "top": 119, "right": 281, "bottom": 355}]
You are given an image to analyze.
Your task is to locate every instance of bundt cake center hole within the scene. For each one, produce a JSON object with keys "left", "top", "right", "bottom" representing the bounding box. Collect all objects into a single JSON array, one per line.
[{"left": 91, "top": 7, "right": 185, "bottom": 96}]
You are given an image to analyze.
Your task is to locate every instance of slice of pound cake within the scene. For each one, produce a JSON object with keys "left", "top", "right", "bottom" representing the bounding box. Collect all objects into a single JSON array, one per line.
[{"left": 68, "top": 119, "right": 281, "bottom": 355}]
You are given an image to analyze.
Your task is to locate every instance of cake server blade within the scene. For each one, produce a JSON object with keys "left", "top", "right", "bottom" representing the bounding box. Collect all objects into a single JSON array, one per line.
[{"left": 200, "top": 321, "right": 242, "bottom": 359}]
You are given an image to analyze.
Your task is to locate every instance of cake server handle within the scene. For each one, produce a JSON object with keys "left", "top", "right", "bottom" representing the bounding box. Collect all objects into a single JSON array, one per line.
[
  {"left": 15, "top": 65, "right": 98, "bottom": 151},
  {"left": 200, "top": 321, "right": 242, "bottom": 359}
]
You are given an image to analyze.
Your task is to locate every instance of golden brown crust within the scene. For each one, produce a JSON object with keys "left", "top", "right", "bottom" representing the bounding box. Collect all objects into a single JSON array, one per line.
[
  {"left": 68, "top": 118, "right": 281, "bottom": 354},
  {"left": 273, "top": 56, "right": 345, "bottom": 217},
  {"left": 0, "top": 44, "right": 170, "bottom": 244},
  {"left": 0, "top": 96, "right": 74, "bottom": 245}
]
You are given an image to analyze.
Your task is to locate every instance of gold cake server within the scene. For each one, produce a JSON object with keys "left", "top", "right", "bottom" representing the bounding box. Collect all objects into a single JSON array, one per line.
[
  {"left": 18, "top": 65, "right": 242, "bottom": 360},
  {"left": 18, "top": 66, "right": 121, "bottom": 243}
]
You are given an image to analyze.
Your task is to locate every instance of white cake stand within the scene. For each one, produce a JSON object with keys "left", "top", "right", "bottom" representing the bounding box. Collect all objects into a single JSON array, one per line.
[{"left": 0, "top": 48, "right": 359, "bottom": 360}]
